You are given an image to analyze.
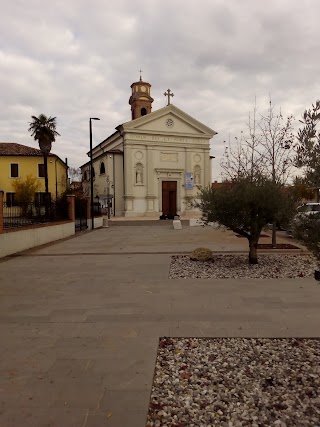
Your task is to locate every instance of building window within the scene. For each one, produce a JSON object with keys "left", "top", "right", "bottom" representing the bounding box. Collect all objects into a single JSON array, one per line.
[
  {"left": 38, "top": 164, "right": 45, "bottom": 178},
  {"left": 100, "top": 162, "right": 105, "bottom": 175},
  {"left": 83, "top": 171, "right": 88, "bottom": 181},
  {"left": 141, "top": 108, "right": 147, "bottom": 116},
  {"left": 35, "top": 192, "right": 51, "bottom": 206},
  {"left": 6, "top": 192, "right": 16, "bottom": 207},
  {"left": 92, "top": 167, "right": 95, "bottom": 178},
  {"left": 10, "top": 163, "right": 19, "bottom": 178}
]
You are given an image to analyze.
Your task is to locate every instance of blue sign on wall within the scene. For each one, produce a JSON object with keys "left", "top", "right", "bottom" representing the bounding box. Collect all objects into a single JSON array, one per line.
[{"left": 185, "top": 172, "right": 193, "bottom": 190}]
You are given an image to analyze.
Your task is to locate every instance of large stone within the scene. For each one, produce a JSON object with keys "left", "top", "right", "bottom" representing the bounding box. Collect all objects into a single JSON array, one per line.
[{"left": 190, "top": 247, "right": 214, "bottom": 261}]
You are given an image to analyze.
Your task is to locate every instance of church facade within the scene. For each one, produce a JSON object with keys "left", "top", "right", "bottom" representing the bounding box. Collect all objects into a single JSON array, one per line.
[{"left": 81, "top": 78, "right": 217, "bottom": 217}]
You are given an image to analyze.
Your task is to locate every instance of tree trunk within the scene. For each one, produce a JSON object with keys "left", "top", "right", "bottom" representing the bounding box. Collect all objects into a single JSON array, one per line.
[
  {"left": 272, "top": 221, "right": 277, "bottom": 248},
  {"left": 249, "top": 237, "right": 259, "bottom": 264}
]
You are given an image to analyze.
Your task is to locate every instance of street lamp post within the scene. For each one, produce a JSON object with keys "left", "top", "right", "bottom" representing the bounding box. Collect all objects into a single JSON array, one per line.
[{"left": 89, "top": 117, "right": 100, "bottom": 230}]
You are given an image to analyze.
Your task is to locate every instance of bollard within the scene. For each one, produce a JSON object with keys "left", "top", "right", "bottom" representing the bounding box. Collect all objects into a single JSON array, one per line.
[{"left": 102, "top": 216, "right": 109, "bottom": 228}]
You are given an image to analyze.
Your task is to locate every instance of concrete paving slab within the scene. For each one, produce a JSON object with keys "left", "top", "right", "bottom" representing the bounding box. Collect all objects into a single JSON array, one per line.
[
  {"left": 24, "top": 225, "right": 306, "bottom": 255},
  {"left": 0, "top": 225, "right": 319, "bottom": 426},
  {"left": 0, "top": 408, "right": 86, "bottom": 427}
]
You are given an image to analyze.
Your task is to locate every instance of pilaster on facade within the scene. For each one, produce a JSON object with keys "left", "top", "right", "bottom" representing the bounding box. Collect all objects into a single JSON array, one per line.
[
  {"left": 123, "top": 194, "right": 135, "bottom": 216},
  {"left": 124, "top": 145, "right": 134, "bottom": 196},
  {"left": 146, "top": 146, "right": 155, "bottom": 198},
  {"left": 204, "top": 149, "right": 211, "bottom": 186},
  {"left": 0, "top": 191, "right": 4, "bottom": 234},
  {"left": 185, "top": 148, "right": 193, "bottom": 197}
]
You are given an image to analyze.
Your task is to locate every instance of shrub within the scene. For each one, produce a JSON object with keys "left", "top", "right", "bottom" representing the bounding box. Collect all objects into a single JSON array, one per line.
[{"left": 293, "top": 213, "right": 320, "bottom": 267}]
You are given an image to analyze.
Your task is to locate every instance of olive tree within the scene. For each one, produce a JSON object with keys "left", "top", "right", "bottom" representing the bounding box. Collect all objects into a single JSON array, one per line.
[
  {"left": 195, "top": 176, "right": 295, "bottom": 264},
  {"left": 295, "top": 100, "right": 320, "bottom": 198},
  {"left": 293, "top": 214, "right": 320, "bottom": 268}
]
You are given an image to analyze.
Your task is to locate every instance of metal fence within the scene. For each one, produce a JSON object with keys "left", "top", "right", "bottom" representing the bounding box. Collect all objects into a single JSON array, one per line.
[
  {"left": 75, "top": 198, "right": 88, "bottom": 231},
  {"left": 3, "top": 200, "right": 69, "bottom": 230},
  {"left": 93, "top": 201, "right": 101, "bottom": 217}
]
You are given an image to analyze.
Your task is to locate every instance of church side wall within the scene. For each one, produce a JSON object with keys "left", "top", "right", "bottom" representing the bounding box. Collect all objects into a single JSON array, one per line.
[
  {"left": 89, "top": 153, "right": 124, "bottom": 216},
  {"left": 114, "top": 154, "right": 124, "bottom": 215}
]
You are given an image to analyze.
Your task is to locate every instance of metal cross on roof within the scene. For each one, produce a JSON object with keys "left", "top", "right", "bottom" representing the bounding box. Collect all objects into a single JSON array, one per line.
[
  {"left": 164, "top": 89, "right": 174, "bottom": 105},
  {"left": 139, "top": 68, "right": 143, "bottom": 81}
]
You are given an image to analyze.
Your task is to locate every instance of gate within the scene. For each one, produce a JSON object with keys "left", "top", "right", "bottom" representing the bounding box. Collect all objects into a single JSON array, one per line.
[{"left": 75, "top": 198, "right": 88, "bottom": 231}]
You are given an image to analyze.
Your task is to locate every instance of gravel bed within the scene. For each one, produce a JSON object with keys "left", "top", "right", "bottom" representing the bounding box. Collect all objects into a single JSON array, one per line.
[
  {"left": 147, "top": 338, "right": 320, "bottom": 427},
  {"left": 169, "top": 254, "right": 317, "bottom": 279}
]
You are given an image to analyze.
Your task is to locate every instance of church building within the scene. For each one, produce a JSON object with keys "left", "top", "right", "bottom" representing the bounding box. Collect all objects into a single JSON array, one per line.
[{"left": 81, "top": 77, "right": 217, "bottom": 217}]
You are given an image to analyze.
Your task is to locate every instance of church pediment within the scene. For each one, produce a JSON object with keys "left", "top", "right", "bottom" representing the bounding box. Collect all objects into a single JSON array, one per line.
[{"left": 121, "top": 104, "right": 217, "bottom": 138}]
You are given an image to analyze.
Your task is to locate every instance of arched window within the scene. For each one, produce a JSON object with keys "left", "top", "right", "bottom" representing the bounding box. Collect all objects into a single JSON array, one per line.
[
  {"left": 100, "top": 162, "right": 105, "bottom": 175},
  {"left": 141, "top": 107, "right": 147, "bottom": 116}
]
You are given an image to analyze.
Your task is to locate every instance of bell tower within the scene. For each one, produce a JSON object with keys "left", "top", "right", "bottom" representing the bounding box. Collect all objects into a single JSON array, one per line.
[{"left": 129, "top": 74, "right": 154, "bottom": 120}]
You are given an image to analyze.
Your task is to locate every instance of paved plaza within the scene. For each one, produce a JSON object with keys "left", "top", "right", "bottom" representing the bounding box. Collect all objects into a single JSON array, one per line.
[{"left": 0, "top": 225, "right": 319, "bottom": 426}]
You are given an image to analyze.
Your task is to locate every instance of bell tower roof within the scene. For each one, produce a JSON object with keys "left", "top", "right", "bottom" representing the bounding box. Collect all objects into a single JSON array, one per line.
[{"left": 129, "top": 76, "right": 154, "bottom": 120}]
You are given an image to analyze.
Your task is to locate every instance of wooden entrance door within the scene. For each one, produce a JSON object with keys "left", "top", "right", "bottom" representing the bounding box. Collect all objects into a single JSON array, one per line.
[{"left": 162, "top": 181, "right": 177, "bottom": 217}]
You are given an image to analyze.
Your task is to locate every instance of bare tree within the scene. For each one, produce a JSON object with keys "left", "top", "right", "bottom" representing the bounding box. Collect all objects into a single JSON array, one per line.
[
  {"left": 221, "top": 98, "right": 295, "bottom": 247},
  {"left": 68, "top": 167, "right": 82, "bottom": 183},
  {"left": 258, "top": 98, "right": 295, "bottom": 246},
  {"left": 221, "top": 100, "right": 264, "bottom": 180}
]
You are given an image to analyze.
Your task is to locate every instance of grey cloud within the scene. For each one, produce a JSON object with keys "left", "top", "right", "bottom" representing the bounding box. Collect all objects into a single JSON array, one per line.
[{"left": 1, "top": 0, "right": 320, "bottom": 180}]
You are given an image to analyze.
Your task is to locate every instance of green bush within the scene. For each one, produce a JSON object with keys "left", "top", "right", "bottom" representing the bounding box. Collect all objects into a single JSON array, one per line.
[{"left": 293, "top": 214, "right": 320, "bottom": 266}]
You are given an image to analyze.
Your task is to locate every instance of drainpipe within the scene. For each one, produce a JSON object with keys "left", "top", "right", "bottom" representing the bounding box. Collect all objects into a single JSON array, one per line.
[
  {"left": 65, "top": 157, "right": 69, "bottom": 192},
  {"left": 55, "top": 157, "right": 58, "bottom": 199},
  {"left": 113, "top": 154, "right": 116, "bottom": 216}
]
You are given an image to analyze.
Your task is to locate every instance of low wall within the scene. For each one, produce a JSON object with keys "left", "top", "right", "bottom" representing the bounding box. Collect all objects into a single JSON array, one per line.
[
  {"left": 87, "top": 216, "right": 103, "bottom": 230},
  {"left": 0, "top": 221, "right": 75, "bottom": 258}
]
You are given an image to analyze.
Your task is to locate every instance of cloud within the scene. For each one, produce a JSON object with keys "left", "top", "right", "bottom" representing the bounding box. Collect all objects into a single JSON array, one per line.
[{"left": 1, "top": 0, "right": 320, "bottom": 180}]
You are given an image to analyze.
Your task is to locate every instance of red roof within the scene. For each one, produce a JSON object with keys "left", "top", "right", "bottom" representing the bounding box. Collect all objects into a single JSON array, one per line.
[
  {"left": 0, "top": 142, "right": 56, "bottom": 157},
  {"left": 211, "top": 181, "right": 225, "bottom": 189}
]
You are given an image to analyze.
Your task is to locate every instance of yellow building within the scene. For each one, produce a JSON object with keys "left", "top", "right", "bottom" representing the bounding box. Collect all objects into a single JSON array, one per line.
[{"left": 0, "top": 143, "right": 68, "bottom": 205}]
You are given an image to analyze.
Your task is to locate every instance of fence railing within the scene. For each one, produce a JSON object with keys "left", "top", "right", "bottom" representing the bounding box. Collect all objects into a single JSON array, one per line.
[
  {"left": 3, "top": 200, "right": 69, "bottom": 230},
  {"left": 93, "top": 201, "right": 102, "bottom": 217}
]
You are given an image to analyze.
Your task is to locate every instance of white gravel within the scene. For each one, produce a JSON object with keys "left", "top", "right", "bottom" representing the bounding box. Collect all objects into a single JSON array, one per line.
[
  {"left": 147, "top": 338, "right": 320, "bottom": 427},
  {"left": 169, "top": 254, "right": 317, "bottom": 279}
]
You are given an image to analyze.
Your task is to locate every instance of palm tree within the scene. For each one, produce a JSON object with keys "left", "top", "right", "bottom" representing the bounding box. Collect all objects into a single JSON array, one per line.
[{"left": 28, "top": 114, "right": 60, "bottom": 204}]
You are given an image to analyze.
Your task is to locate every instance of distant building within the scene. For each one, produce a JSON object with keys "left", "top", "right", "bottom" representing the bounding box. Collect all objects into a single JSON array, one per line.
[
  {"left": 81, "top": 77, "right": 217, "bottom": 217},
  {"left": 0, "top": 142, "right": 68, "bottom": 205}
]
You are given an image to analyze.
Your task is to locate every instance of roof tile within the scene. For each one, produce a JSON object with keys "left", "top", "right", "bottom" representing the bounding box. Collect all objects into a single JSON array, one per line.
[{"left": 0, "top": 142, "right": 56, "bottom": 157}]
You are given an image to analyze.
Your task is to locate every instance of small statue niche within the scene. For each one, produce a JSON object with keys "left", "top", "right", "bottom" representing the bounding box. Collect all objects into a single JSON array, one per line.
[
  {"left": 135, "top": 163, "right": 143, "bottom": 185},
  {"left": 194, "top": 165, "right": 201, "bottom": 185}
]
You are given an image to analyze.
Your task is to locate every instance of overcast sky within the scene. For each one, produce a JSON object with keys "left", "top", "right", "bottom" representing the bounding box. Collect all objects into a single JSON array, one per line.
[{"left": 1, "top": 0, "right": 319, "bottom": 180}]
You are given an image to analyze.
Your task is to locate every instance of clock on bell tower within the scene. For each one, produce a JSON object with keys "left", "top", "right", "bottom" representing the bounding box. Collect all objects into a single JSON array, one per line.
[{"left": 129, "top": 74, "right": 154, "bottom": 120}]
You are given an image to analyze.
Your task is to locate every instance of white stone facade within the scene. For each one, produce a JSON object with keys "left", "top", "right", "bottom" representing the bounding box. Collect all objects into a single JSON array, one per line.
[{"left": 81, "top": 104, "right": 216, "bottom": 217}]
